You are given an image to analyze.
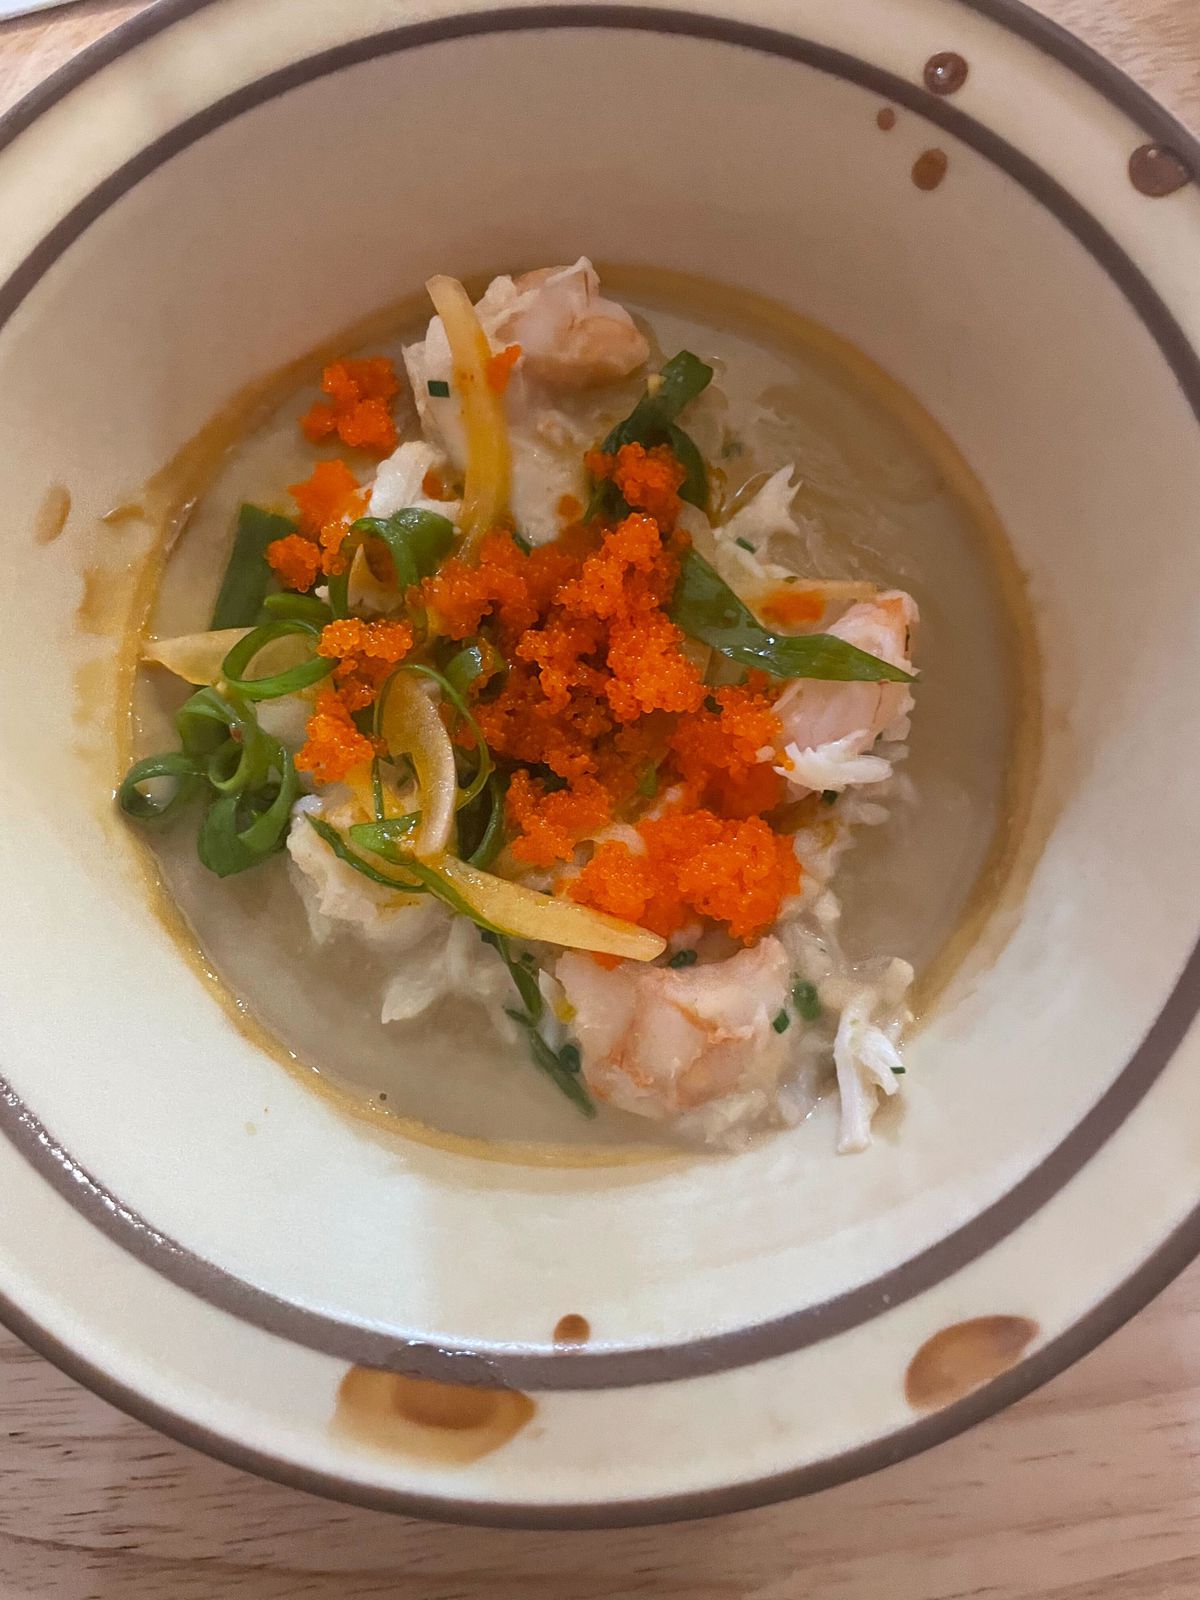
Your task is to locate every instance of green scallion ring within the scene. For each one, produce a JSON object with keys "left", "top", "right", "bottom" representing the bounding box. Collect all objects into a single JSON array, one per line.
[
  {"left": 259, "top": 591, "right": 332, "bottom": 625},
  {"left": 220, "top": 619, "right": 333, "bottom": 701},
  {"left": 117, "top": 752, "right": 204, "bottom": 822}
]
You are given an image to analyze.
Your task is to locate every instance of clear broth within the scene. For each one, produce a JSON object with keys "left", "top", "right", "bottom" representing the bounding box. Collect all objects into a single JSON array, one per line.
[{"left": 135, "top": 267, "right": 1036, "bottom": 1151}]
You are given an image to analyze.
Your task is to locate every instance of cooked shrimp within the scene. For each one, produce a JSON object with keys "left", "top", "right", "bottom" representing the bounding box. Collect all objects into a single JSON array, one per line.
[
  {"left": 496, "top": 260, "right": 649, "bottom": 390},
  {"left": 773, "top": 591, "right": 917, "bottom": 794},
  {"left": 556, "top": 938, "right": 792, "bottom": 1124},
  {"left": 403, "top": 258, "right": 648, "bottom": 543}
]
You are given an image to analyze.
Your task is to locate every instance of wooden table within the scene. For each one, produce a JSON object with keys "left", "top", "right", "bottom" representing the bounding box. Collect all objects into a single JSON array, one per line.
[{"left": 1, "top": 3, "right": 1197, "bottom": 1595}]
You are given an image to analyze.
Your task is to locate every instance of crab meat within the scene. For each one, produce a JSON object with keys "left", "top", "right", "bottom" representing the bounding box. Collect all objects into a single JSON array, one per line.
[
  {"left": 832, "top": 960, "right": 913, "bottom": 1153},
  {"left": 368, "top": 438, "right": 460, "bottom": 522},
  {"left": 286, "top": 798, "right": 439, "bottom": 950},
  {"left": 556, "top": 938, "right": 792, "bottom": 1125}
]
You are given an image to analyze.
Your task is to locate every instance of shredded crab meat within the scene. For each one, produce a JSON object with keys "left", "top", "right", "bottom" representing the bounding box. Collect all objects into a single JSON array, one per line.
[
  {"left": 832, "top": 960, "right": 914, "bottom": 1153},
  {"left": 368, "top": 439, "right": 460, "bottom": 522}
]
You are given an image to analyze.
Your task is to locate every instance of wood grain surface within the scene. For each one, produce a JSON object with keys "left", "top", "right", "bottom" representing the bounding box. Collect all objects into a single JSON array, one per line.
[{"left": 0, "top": 3, "right": 1197, "bottom": 1596}]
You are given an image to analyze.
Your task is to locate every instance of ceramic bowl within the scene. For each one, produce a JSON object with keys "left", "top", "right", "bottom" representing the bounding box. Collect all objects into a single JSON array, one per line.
[{"left": 0, "top": 0, "right": 1197, "bottom": 1527}]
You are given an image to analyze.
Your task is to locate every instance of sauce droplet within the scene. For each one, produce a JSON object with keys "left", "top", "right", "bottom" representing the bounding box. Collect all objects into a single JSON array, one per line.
[
  {"left": 553, "top": 1313, "right": 591, "bottom": 1346},
  {"left": 924, "top": 51, "right": 969, "bottom": 95},
  {"left": 905, "top": 1315, "right": 1038, "bottom": 1410},
  {"left": 1129, "top": 143, "right": 1191, "bottom": 197},
  {"left": 333, "top": 1367, "right": 535, "bottom": 1463},
  {"left": 33, "top": 484, "right": 71, "bottom": 544},
  {"left": 876, "top": 106, "right": 897, "bottom": 131},
  {"left": 911, "top": 148, "right": 949, "bottom": 191}
]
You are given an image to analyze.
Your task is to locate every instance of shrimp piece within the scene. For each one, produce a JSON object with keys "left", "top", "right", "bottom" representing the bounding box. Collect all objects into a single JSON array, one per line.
[
  {"left": 496, "top": 260, "right": 649, "bottom": 390},
  {"left": 556, "top": 938, "right": 792, "bottom": 1128},
  {"left": 404, "top": 259, "right": 648, "bottom": 543},
  {"left": 773, "top": 591, "right": 917, "bottom": 794}
]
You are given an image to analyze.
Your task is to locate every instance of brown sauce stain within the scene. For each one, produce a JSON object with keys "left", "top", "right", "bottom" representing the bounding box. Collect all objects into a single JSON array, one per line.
[
  {"left": 333, "top": 1367, "right": 535, "bottom": 1464},
  {"left": 553, "top": 1313, "right": 591, "bottom": 1346},
  {"left": 1128, "top": 143, "right": 1192, "bottom": 198},
  {"left": 912, "top": 148, "right": 949, "bottom": 191},
  {"left": 876, "top": 106, "right": 896, "bottom": 131},
  {"left": 33, "top": 483, "right": 71, "bottom": 544},
  {"left": 101, "top": 500, "right": 146, "bottom": 526},
  {"left": 924, "top": 51, "right": 969, "bottom": 95},
  {"left": 905, "top": 1315, "right": 1039, "bottom": 1411}
]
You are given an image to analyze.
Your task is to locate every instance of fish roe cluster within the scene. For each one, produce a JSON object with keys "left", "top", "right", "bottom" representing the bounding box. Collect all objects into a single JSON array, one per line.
[
  {"left": 300, "top": 357, "right": 400, "bottom": 455},
  {"left": 409, "top": 438, "right": 800, "bottom": 938},
  {"left": 569, "top": 810, "right": 800, "bottom": 942},
  {"left": 266, "top": 460, "right": 365, "bottom": 589},
  {"left": 295, "top": 688, "right": 377, "bottom": 786},
  {"left": 316, "top": 617, "right": 414, "bottom": 711}
]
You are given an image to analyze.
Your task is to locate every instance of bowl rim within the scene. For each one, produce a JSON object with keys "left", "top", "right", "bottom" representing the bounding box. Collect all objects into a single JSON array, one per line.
[{"left": 0, "top": 0, "right": 1198, "bottom": 1527}]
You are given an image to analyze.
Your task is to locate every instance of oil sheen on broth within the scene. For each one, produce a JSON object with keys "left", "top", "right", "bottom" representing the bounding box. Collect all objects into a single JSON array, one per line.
[{"left": 137, "top": 267, "right": 1029, "bottom": 1150}]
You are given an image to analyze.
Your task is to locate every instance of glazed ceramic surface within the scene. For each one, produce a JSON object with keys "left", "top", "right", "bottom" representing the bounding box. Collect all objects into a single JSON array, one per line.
[{"left": 0, "top": 0, "right": 1197, "bottom": 1525}]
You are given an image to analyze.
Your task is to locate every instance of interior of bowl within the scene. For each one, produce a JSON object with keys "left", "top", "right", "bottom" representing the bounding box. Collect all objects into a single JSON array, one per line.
[{"left": 0, "top": 0, "right": 1198, "bottom": 1521}]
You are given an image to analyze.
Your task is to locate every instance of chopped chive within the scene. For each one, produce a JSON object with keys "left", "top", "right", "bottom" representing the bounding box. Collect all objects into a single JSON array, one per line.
[
  {"left": 667, "top": 949, "right": 697, "bottom": 969},
  {"left": 892, "top": 1066, "right": 907, "bottom": 1075},
  {"left": 704, "top": 695, "right": 721, "bottom": 714},
  {"left": 504, "top": 1009, "right": 595, "bottom": 1116},
  {"left": 479, "top": 928, "right": 543, "bottom": 1019},
  {"left": 792, "top": 980, "right": 821, "bottom": 1021},
  {"left": 427, "top": 379, "right": 450, "bottom": 398},
  {"left": 772, "top": 1009, "right": 791, "bottom": 1034},
  {"left": 637, "top": 761, "right": 659, "bottom": 799},
  {"left": 734, "top": 537, "right": 756, "bottom": 553},
  {"left": 821, "top": 789, "right": 839, "bottom": 805}
]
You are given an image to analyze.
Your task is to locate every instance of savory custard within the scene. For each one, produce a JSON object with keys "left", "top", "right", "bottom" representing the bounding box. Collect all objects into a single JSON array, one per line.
[{"left": 124, "top": 260, "right": 1025, "bottom": 1153}]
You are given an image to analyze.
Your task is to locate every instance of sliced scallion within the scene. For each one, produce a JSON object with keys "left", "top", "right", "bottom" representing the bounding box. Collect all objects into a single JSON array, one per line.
[
  {"left": 210, "top": 504, "right": 296, "bottom": 630},
  {"left": 588, "top": 350, "right": 714, "bottom": 518},
  {"left": 670, "top": 550, "right": 915, "bottom": 684},
  {"left": 220, "top": 619, "right": 333, "bottom": 701},
  {"left": 306, "top": 814, "right": 426, "bottom": 893},
  {"left": 327, "top": 507, "right": 455, "bottom": 618},
  {"left": 116, "top": 752, "right": 204, "bottom": 822},
  {"left": 259, "top": 591, "right": 332, "bottom": 625},
  {"left": 504, "top": 1008, "right": 595, "bottom": 1116}
]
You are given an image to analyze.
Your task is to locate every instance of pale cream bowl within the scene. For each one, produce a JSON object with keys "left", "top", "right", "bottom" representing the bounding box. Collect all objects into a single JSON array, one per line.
[{"left": 0, "top": 0, "right": 1197, "bottom": 1526}]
